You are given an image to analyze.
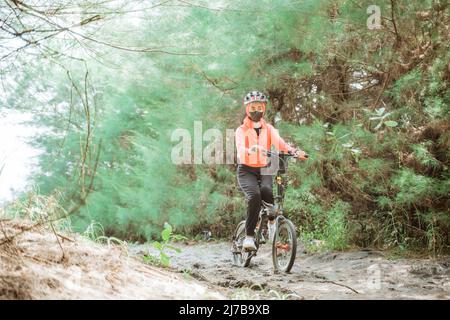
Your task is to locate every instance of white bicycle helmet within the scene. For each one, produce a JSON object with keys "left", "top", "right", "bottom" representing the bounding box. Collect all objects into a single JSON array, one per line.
[{"left": 243, "top": 90, "right": 268, "bottom": 105}]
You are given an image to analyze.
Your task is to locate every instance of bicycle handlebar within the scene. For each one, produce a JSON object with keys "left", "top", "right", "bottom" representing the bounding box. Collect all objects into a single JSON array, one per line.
[{"left": 265, "top": 150, "right": 309, "bottom": 159}]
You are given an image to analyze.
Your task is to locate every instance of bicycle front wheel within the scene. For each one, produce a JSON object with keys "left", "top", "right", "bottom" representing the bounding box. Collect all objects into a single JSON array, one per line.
[{"left": 272, "top": 218, "right": 297, "bottom": 273}]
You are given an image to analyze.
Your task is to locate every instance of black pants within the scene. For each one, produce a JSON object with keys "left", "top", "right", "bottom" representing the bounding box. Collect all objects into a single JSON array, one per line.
[{"left": 237, "top": 164, "right": 274, "bottom": 237}]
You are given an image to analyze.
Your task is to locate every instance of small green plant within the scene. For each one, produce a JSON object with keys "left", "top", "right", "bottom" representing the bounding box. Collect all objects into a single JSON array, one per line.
[
  {"left": 368, "top": 107, "right": 398, "bottom": 130},
  {"left": 96, "top": 235, "right": 126, "bottom": 246},
  {"left": 82, "top": 220, "right": 129, "bottom": 255},
  {"left": 150, "top": 222, "right": 187, "bottom": 267},
  {"left": 181, "top": 268, "right": 193, "bottom": 280},
  {"left": 83, "top": 220, "right": 105, "bottom": 240}
]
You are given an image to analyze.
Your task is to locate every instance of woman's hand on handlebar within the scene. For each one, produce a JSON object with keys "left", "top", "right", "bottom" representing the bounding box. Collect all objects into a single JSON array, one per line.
[{"left": 290, "top": 149, "right": 309, "bottom": 160}]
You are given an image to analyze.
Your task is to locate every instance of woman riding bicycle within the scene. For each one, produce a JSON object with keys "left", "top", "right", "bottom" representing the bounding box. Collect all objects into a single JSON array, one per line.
[{"left": 235, "top": 90, "right": 307, "bottom": 251}]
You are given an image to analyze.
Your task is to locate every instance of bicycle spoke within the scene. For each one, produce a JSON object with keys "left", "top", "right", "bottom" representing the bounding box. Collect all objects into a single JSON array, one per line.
[{"left": 273, "top": 220, "right": 297, "bottom": 272}]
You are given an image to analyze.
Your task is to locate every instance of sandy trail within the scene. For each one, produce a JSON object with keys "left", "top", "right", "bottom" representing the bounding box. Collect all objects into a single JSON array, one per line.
[
  {"left": 1, "top": 219, "right": 449, "bottom": 300},
  {"left": 134, "top": 241, "right": 450, "bottom": 300},
  {"left": 0, "top": 220, "right": 225, "bottom": 299}
]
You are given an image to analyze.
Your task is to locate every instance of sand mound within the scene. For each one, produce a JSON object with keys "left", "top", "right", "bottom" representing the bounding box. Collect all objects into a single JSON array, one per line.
[{"left": 0, "top": 219, "right": 225, "bottom": 300}]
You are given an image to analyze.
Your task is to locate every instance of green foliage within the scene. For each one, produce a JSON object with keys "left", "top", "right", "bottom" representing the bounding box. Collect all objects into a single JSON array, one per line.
[
  {"left": 4, "top": 0, "right": 449, "bottom": 253},
  {"left": 411, "top": 142, "right": 440, "bottom": 170},
  {"left": 146, "top": 222, "right": 186, "bottom": 268},
  {"left": 293, "top": 197, "right": 350, "bottom": 251},
  {"left": 390, "top": 69, "right": 422, "bottom": 105},
  {"left": 391, "top": 168, "right": 434, "bottom": 206},
  {"left": 323, "top": 200, "right": 350, "bottom": 250}
]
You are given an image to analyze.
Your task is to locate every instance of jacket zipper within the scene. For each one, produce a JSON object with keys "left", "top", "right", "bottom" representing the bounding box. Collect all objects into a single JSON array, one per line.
[{"left": 256, "top": 129, "right": 260, "bottom": 164}]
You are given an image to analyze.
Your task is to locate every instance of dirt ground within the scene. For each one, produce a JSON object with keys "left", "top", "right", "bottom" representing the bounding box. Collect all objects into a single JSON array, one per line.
[
  {"left": 134, "top": 241, "right": 450, "bottom": 300},
  {"left": 0, "top": 219, "right": 225, "bottom": 299},
  {"left": 1, "top": 219, "right": 449, "bottom": 300}
]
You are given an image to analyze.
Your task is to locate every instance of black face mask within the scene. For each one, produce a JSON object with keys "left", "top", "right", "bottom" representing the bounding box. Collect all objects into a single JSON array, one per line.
[{"left": 249, "top": 111, "right": 263, "bottom": 122}]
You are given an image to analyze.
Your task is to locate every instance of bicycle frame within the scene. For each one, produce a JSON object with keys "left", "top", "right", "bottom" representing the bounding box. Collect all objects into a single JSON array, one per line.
[
  {"left": 254, "top": 152, "right": 293, "bottom": 245},
  {"left": 232, "top": 151, "right": 305, "bottom": 270}
]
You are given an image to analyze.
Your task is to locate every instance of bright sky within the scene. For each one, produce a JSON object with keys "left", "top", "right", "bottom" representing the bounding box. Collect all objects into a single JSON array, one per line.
[{"left": 0, "top": 109, "right": 44, "bottom": 205}]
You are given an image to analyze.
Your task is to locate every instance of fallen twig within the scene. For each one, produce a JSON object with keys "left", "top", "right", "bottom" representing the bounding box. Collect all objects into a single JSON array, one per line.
[
  {"left": 316, "top": 280, "right": 359, "bottom": 294},
  {"left": 50, "top": 221, "right": 65, "bottom": 262},
  {"left": 56, "top": 233, "right": 75, "bottom": 243},
  {"left": 0, "top": 220, "right": 11, "bottom": 243}
]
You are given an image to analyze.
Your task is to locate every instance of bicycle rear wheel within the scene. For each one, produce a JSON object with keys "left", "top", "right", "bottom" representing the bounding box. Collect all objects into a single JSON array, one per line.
[
  {"left": 272, "top": 218, "right": 297, "bottom": 273},
  {"left": 231, "top": 220, "right": 253, "bottom": 267}
]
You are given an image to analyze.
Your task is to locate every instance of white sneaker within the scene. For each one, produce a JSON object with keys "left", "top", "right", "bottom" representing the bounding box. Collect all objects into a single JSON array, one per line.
[
  {"left": 243, "top": 236, "right": 257, "bottom": 251},
  {"left": 267, "top": 220, "right": 276, "bottom": 242}
]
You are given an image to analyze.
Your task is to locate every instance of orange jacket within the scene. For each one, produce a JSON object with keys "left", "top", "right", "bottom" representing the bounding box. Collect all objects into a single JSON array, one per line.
[{"left": 235, "top": 117, "right": 295, "bottom": 167}]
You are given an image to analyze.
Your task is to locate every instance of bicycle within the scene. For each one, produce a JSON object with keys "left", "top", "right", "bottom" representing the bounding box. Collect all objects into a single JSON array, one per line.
[{"left": 231, "top": 150, "right": 308, "bottom": 272}]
